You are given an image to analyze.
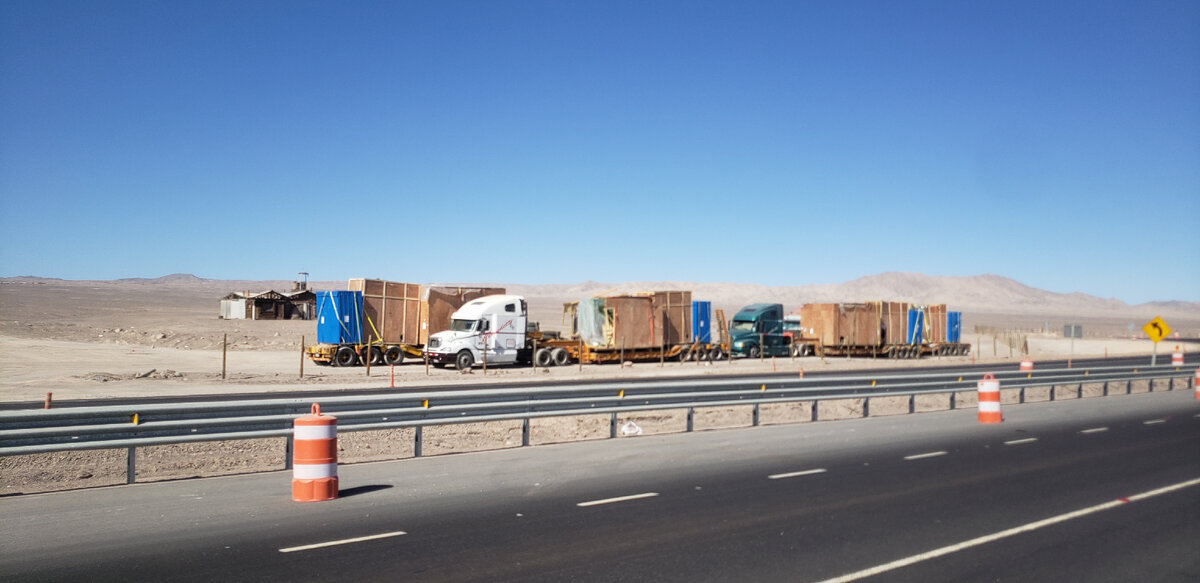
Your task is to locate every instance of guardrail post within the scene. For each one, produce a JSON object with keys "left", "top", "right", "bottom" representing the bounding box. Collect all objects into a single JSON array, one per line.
[
  {"left": 949, "top": 392, "right": 956, "bottom": 410},
  {"left": 862, "top": 398, "right": 870, "bottom": 418},
  {"left": 908, "top": 394, "right": 915, "bottom": 414},
  {"left": 1126, "top": 379, "right": 1132, "bottom": 394},
  {"left": 285, "top": 434, "right": 294, "bottom": 470},
  {"left": 610, "top": 412, "right": 618, "bottom": 438},
  {"left": 414, "top": 426, "right": 423, "bottom": 457},
  {"left": 1019, "top": 387, "right": 1026, "bottom": 404},
  {"left": 126, "top": 447, "right": 136, "bottom": 484},
  {"left": 753, "top": 404, "right": 760, "bottom": 426},
  {"left": 811, "top": 401, "right": 819, "bottom": 422},
  {"left": 522, "top": 418, "right": 530, "bottom": 446},
  {"left": 1169, "top": 377, "right": 1174, "bottom": 391},
  {"left": 1077, "top": 383, "right": 1083, "bottom": 398},
  {"left": 1103, "top": 381, "right": 1108, "bottom": 396},
  {"left": 1149, "top": 378, "right": 1154, "bottom": 392},
  {"left": 687, "top": 407, "right": 694, "bottom": 432},
  {"left": 1049, "top": 385, "right": 1056, "bottom": 401}
]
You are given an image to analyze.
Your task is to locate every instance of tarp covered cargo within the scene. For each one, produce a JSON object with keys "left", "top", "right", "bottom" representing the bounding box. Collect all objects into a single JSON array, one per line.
[
  {"left": 316, "top": 291, "right": 363, "bottom": 344},
  {"left": 348, "top": 278, "right": 422, "bottom": 345},
  {"left": 420, "top": 286, "right": 507, "bottom": 345},
  {"left": 692, "top": 301, "right": 712, "bottom": 343}
]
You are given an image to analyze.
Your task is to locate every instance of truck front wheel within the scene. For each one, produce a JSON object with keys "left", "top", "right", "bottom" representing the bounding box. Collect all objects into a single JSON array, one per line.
[
  {"left": 747, "top": 345, "right": 761, "bottom": 359},
  {"left": 455, "top": 350, "right": 475, "bottom": 371}
]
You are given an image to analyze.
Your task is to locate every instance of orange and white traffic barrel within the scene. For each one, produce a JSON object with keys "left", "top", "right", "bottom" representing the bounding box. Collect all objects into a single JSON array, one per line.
[
  {"left": 977, "top": 374, "right": 1002, "bottom": 424},
  {"left": 293, "top": 403, "right": 338, "bottom": 502},
  {"left": 1171, "top": 351, "right": 1183, "bottom": 366},
  {"left": 1019, "top": 358, "right": 1033, "bottom": 372},
  {"left": 1194, "top": 367, "right": 1199, "bottom": 400}
]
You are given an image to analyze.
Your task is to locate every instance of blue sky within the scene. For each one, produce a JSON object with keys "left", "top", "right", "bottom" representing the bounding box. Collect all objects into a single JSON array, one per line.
[{"left": 2, "top": 1, "right": 1197, "bottom": 304}]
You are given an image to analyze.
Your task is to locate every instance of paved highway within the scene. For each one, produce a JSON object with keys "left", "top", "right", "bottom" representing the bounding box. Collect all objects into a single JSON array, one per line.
[{"left": 2, "top": 390, "right": 1197, "bottom": 581}]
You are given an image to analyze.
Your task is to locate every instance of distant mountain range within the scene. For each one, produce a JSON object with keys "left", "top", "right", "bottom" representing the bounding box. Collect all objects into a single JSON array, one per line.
[{"left": 4, "top": 272, "right": 1197, "bottom": 319}]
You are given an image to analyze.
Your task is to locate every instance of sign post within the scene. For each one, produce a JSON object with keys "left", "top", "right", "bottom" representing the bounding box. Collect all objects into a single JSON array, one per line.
[{"left": 1142, "top": 316, "right": 1172, "bottom": 366}]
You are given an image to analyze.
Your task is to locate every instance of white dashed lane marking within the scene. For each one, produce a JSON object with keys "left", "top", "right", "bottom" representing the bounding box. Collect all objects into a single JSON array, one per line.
[
  {"left": 1080, "top": 427, "right": 1109, "bottom": 434},
  {"left": 904, "top": 451, "right": 947, "bottom": 461},
  {"left": 768, "top": 468, "right": 827, "bottom": 480},
  {"left": 279, "top": 531, "right": 407, "bottom": 553},
  {"left": 577, "top": 492, "right": 659, "bottom": 507},
  {"left": 1143, "top": 419, "right": 1166, "bottom": 425},
  {"left": 1004, "top": 437, "right": 1038, "bottom": 446}
]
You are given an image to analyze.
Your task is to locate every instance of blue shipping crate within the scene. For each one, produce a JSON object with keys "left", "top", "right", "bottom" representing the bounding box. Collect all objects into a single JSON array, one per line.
[
  {"left": 948, "top": 311, "right": 962, "bottom": 343},
  {"left": 316, "top": 290, "right": 363, "bottom": 344},
  {"left": 692, "top": 301, "right": 712, "bottom": 343},
  {"left": 907, "top": 308, "right": 924, "bottom": 344}
]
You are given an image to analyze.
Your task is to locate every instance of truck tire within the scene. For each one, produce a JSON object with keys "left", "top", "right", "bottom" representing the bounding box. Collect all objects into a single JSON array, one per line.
[
  {"left": 748, "top": 345, "right": 760, "bottom": 359},
  {"left": 383, "top": 346, "right": 404, "bottom": 365},
  {"left": 333, "top": 346, "right": 358, "bottom": 367},
  {"left": 709, "top": 347, "right": 725, "bottom": 361},
  {"left": 551, "top": 347, "right": 570, "bottom": 366},
  {"left": 535, "top": 348, "right": 552, "bottom": 367},
  {"left": 367, "top": 346, "right": 384, "bottom": 365},
  {"left": 455, "top": 350, "right": 474, "bottom": 371}
]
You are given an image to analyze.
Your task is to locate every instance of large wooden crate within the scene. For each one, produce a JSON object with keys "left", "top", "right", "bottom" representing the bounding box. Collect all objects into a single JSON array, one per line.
[
  {"left": 604, "top": 296, "right": 656, "bottom": 349},
  {"left": 649, "top": 290, "right": 693, "bottom": 346},
  {"left": 924, "top": 304, "right": 947, "bottom": 344},
  {"left": 800, "top": 303, "right": 840, "bottom": 346},
  {"left": 874, "top": 301, "right": 909, "bottom": 345},
  {"left": 841, "top": 303, "right": 881, "bottom": 346},
  {"left": 348, "top": 279, "right": 422, "bottom": 345},
  {"left": 420, "top": 286, "right": 507, "bottom": 345}
]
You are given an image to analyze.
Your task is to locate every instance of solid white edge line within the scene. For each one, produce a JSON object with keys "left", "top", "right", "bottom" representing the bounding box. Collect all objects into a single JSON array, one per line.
[
  {"left": 1080, "top": 427, "right": 1109, "bottom": 434},
  {"left": 904, "top": 451, "right": 947, "bottom": 461},
  {"left": 279, "top": 531, "right": 407, "bottom": 553},
  {"left": 1143, "top": 419, "right": 1166, "bottom": 425},
  {"left": 1004, "top": 437, "right": 1038, "bottom": 446},
  {"left": 769, "top": 468, "right": 828, "bottom": 480},
  {"left": 813, "top": 477, "right": 1200, "bottom": 583},
  {"left": 577, "top": 492, "right": 659, "bottom": 507}
]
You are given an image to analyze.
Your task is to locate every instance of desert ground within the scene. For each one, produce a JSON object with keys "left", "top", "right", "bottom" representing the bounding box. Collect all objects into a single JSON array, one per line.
[{"left": 2, "top": 275, "right": 1196, "bottom": 494}]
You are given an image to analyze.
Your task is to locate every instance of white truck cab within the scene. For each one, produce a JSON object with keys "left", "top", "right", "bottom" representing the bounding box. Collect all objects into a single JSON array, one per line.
[{"left": 424, "top": 295, "right": 528, "bottom": 370}]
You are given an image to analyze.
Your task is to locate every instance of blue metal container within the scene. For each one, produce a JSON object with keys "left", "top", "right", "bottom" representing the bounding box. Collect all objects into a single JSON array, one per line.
[
  {"left": 316, "top": 291, "right": 363, "bottom": 344},
  {"left": 947, "top": 311, "right": 962, "bottom": 343},
  {"left": 907, "top": 308, "right": 924, "bottom": 344},
  {"left": 692, "top": 301, "right": 712, "bottom": 343}
]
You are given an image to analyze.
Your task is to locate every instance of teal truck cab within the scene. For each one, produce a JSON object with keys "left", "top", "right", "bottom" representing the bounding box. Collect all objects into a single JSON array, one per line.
[{"left": 729, "top": 303, "right": 791, "bottom": 358}]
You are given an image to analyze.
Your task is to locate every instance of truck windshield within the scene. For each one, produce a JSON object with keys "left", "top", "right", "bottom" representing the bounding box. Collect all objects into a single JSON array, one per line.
[
  {"left": 449, "top": 319, "right": 476, "bottom": 332},
  {"left": 731, "top": 320, "right": 755, "bottom": 332}
]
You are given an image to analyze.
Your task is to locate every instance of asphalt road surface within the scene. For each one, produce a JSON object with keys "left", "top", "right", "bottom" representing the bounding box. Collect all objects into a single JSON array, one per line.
[{"left": 3, "top": 390, "right": 1197, "bottom": 582}]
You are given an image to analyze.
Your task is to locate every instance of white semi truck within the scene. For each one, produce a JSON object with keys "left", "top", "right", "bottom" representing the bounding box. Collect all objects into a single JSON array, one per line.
[{"left": 424, "top": 295, "right": 534, "bottom": 370}]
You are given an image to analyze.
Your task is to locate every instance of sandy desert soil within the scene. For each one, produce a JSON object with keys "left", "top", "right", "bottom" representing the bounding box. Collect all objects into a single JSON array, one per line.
[{"left": 1, "top": 276, "right": 1196, "bottom": 495}]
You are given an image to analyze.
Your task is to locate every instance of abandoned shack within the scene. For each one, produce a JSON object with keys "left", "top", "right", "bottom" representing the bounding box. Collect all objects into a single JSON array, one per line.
[{"left": 219, "top": 290, "right": 315, "bottom": 320}]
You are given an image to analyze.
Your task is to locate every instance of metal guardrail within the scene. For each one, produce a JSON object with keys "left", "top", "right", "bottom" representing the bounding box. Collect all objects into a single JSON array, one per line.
[{"left": 1, "top": 364, "right": 1194, "bottom": 483}]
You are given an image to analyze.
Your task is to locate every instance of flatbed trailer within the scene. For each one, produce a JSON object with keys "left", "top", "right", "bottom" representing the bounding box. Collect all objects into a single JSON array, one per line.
[
  {"left": 527, "top": 338, "right": 729, "bottom": 366},
  {"left": 798, "top": 340, "right": 971, "bottom": 359}
]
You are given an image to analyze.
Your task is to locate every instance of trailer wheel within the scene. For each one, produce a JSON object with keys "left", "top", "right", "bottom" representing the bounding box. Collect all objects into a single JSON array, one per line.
[
  {"left": 551, "top": 347, "right": 570, "bottom": 366},
  {"left": 535, "top": 348, "right": 553, "bottom": 367},
  {"left": 709, "top": 347, "right": 725, "bottom": 361},
  {"left": 455, "top": 350, "right": 474, "bottom": 371},
  {"left": 333, "top": 346, "right": 358, "bottom": 367},
  {"left": 367, "top": 346, "right": 384, "bottom": 365},
  {"left": 383, "top": 346, "right": 404, "bottom": 365}
]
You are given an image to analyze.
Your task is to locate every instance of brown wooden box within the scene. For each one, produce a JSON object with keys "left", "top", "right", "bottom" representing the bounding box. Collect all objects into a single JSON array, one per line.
[
  {"left": 419, "top": 286, "right": 507, "bottom": 345},
  {"left": 648, "top": 290, "right": 693, "bottom": 346},
  {"left": 348, "top": 278, "right": 423, "bottom": 344}
]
